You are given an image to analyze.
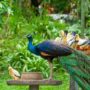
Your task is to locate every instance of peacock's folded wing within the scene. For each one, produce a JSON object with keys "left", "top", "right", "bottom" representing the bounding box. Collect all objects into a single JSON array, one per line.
[{"left": 36, "top": 40, "right": 72, "bottom": 57}]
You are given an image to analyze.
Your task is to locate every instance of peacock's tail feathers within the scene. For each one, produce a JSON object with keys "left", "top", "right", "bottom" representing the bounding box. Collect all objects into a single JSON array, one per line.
[{"left": 60, "top": 50, "right": 90, "bottom": 90}]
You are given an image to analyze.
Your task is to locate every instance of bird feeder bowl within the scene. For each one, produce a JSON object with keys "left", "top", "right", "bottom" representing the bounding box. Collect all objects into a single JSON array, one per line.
[{"left": 21, "top": 72, "right": 43, "bottom": 80}]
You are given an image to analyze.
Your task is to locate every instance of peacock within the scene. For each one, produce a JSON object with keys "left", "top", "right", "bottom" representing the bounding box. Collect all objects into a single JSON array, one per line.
[
  {"left": 27, "top": 34, "right": 90, "bottom": 89},
  {"left": 27, "top": 34, "right": 72, "bottom": 80}
]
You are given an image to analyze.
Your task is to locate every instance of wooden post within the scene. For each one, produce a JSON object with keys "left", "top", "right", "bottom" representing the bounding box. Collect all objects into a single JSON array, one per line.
[
  {"left": 81, "top": 0, "right": 85, "bottom": 33},
  {"left": 29, "top": 85, "right": 39, "bottom": 90},
  {"left": 70, "top": 76, "right": 78, "bottom": 90}
]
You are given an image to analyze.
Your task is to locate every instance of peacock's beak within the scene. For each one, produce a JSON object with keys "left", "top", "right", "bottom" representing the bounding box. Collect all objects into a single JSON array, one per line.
[
  {"left": 23, "top": 34, "right": 31, "bottom": 38},
  {"left": 26, "top": 34, "right": 32, "bottom": 38}
]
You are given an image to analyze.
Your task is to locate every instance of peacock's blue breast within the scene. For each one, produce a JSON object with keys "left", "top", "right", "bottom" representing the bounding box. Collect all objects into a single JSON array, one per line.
[{"left": 28, "top": 43, "right": 40, "bottom": 56}]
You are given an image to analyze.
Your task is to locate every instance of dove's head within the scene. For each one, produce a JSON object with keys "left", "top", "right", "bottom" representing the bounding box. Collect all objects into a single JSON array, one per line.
[
  {"left": 8, "top": 66, "right": 12, "bottom": 70},
  {"left": 75, "top": 34, "right": 80, "bottom": 41}
]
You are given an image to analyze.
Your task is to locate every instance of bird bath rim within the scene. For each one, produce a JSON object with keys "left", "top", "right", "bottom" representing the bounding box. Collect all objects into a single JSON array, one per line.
[{"left": 21, "top": 72, "right": 43, "bottom": 80}]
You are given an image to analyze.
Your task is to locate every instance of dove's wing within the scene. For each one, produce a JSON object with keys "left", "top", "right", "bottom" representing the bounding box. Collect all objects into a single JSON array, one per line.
[{"left": 13, "top": 69, "right": 20, "bottom": 77}]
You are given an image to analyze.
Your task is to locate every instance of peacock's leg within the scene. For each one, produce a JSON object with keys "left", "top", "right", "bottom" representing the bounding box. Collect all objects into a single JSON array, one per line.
[{"left": 48, "top": 61, "right": 53, "bottom": 80}]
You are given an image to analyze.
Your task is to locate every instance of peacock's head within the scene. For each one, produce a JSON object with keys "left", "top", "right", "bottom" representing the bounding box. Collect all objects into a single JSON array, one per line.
[{"left": 27, "top": 34, "right": 33, "bottom": 41}]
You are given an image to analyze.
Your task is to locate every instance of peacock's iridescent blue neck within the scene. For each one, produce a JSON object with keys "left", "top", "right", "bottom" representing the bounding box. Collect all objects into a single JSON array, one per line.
[{"left": 28, "top": 41, "right": 39, "bottom": 55}]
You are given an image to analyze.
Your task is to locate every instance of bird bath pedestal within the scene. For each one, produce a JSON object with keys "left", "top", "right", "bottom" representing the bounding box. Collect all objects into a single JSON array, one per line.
[{"left": 7, "top": 79, "right": 62, "bottom": 90}]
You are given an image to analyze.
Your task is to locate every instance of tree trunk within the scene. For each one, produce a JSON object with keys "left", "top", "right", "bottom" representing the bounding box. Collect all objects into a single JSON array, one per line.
[
  {"left": 81, "top": 0, "right": 85, "bottom": 33},
  {"left": 70, "top": 76, "right": 78, "bottom": 90},
  {"left": 3, "top": 0, "right": 13, "bottom": 36}
]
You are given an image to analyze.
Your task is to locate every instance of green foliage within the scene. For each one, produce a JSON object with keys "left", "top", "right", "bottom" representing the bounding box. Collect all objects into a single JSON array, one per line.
[
  {"left": 0, "top": 1, "right": 8, "bottom": 26},
  {"left": 44, "top": 0, "right": 70, "bottom": 13},
  {"left": 0, "top": 56, "right": 8, "bottom": 71},
  {"left": 68, "top": 23, "right": 90, "bottom": 38},
  {"left": 1, "top": 0, "right": 89, "bottom": 79},
  {"left": 0, "top": 6, "right": 68, "bottom": 78},
  {"left": 0, "top": 1, "right": 9, "bottom": 15},
  {"left": 68, "top": 23, "right": 82, "bottom": 34},
  {"left": 27, "top": 15, "right": 67, "bottom": 39}
]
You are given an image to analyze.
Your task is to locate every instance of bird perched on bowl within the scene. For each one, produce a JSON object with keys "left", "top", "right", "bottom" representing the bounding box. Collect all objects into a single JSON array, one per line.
[
  {"left": 27, "top": 34, "right": 72, "bottom": 80},
  {"left": 8, "top": 66, "right": 20, "bottom": 80}
]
